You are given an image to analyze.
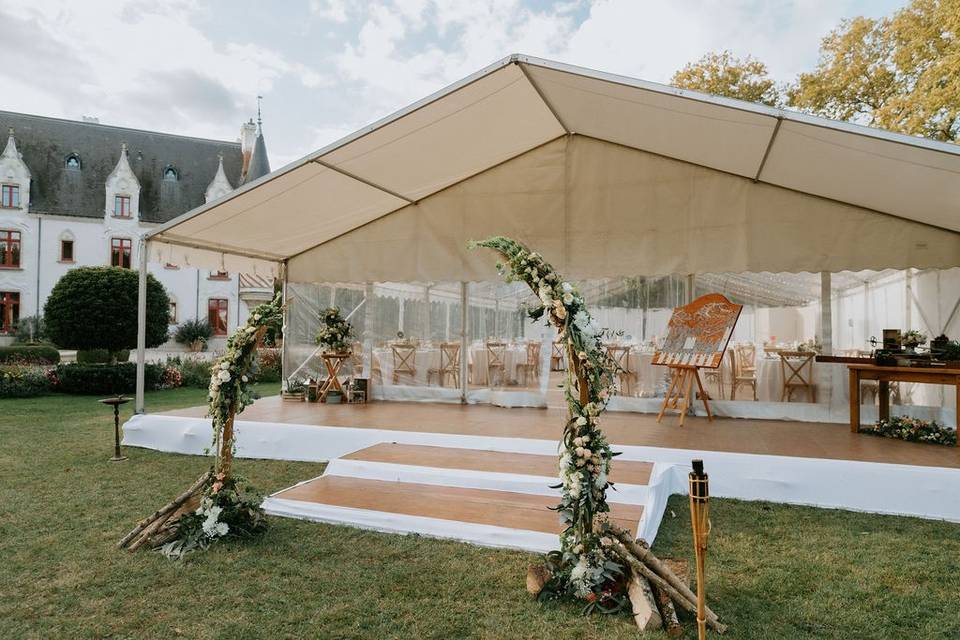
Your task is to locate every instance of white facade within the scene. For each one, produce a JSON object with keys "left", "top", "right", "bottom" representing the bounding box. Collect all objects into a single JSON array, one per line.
[{"left": 0, "top": 126, "right": 263, "bottom": 349}]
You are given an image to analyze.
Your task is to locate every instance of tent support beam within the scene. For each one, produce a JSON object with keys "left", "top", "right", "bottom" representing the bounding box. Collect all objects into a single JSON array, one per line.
[
  {"left": 135, "top": 237, "right": 148, "bottom": 414},
  {"left": 313, "top": 159, "right": 416, "bottom": 205},
  {"left": 460, "top": 282, "right": 469, "bottom": 404},
  {"left": 820, "top": 271, "right": 833, "bottom": 355},
  {"left": 753, "top": 116, "right": 783, "bottom": 182},
  {"left": 517, "top": 62, "right": 571, "bottom": 134}
]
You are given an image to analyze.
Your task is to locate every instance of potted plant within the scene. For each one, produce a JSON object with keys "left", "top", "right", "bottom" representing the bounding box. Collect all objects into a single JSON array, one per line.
[
  {"left": 315, "top": 307, "right": 354, "bottom": 355},
  {"left": 175, "top": 319, "right": 214, "bottom": 352},
  {"left": 931, "top": 334, "right": 950, "bottom": 355},
  {"left": 902, "top": 329, "right": 927, "bottom": 353},
  {"left": 282, "top": 378, "right": 306, "bottom": 401}
]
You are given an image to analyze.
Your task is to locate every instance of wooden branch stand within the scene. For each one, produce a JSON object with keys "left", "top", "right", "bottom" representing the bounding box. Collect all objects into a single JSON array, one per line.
[{"left": 657, "top": 365, "right": 713, "bottom": 426}]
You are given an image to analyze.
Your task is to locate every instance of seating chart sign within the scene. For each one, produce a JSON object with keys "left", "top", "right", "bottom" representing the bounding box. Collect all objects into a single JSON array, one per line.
[{"left": 653, "top": 293, "right": 742, "bottom": 369}]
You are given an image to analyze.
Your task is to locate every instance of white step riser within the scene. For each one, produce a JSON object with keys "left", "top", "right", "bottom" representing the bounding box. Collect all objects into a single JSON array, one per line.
[{"left": 325, "top": 458, "right": 653, "bottom": 505}]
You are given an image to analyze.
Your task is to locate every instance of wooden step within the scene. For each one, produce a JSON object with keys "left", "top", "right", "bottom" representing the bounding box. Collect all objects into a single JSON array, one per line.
[
  {"left": 274, "top": 476, "right": 644, "bottom": 536},
  {"left": 344, "top": 443, "right": 653, "bottom": 485}
]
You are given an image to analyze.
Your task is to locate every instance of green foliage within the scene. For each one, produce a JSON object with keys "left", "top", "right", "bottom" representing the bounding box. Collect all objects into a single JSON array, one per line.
[
  {"left": 174, "top": 319, "right": 213, "bottom": 348},
  {"left": 51, "top": 362, "right": 163, "bottom": 395},
  {"left": 76, "top": 349, "right": 130, "bottom": 364},
  {"left": 44, "top": 267, "right": 170, "bottom": 353},
  {"left": 167, "top": 357, "right": 213, "bottom": 389},
  {"left": 315, "top": 307, "right": 354, "bottom": 352},
  {"left": 860, "top": 415, "right": 957, "bottom": 446},
  {"left": 0, "top": 366, "right": 53, "bottom": 397},
  {"left": 255, "top": 348, "right": 282, "bottom": 383},
  {"left": 13, "top": 315, "right": 45, "bottom": 344},
  {"left": 671, "top": 50, "right": 783, "bottom": 106},
  {"left": 0, "top": 344, "right": 61, "bottom": 365}
]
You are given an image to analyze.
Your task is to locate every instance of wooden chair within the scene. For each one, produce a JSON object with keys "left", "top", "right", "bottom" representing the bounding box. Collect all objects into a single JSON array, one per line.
[
  {"left": 428, "top": 342, "right": 461, "bottom": 388},
  {"left": 779, "top": 351, "right": 816, "bottom": 402},
  {"left": 604, "top": 345, "right": 636, "bottom": 396},
  {"left": 485, "top": 341, "right": 507, "bottom": 386},
  {"left": 702, "top": 365, "right": 724, "bottom": 399},
  {"left": 391, "top": 343, "right": 417, "bottom": 385},
  {"left": 349, "top": 341, "right": 363, "bottom": 377},
  {"left": 737, "top": 343, "right": 757, "bottom": 376},
  {"left": 551, "top": 340, "right": 566, "bottom": 371},
  {"left": 729, "top": 348, "right": 757, "bottom": 401},
  {"left": 516, "top": 342, "right": 542, "bottom": 387}
]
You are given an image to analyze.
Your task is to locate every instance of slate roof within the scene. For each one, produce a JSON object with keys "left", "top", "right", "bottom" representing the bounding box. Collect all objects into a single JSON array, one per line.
[
  {"left": 243, "top": 130, "right": 271, "bottom": 184},
  {"left": 0, "top": 110, "right": 249, "bottom": 223}
]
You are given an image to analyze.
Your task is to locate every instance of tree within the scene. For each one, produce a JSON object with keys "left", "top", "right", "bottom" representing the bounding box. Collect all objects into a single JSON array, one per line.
[
  {"left": 789, "top": 0, "right": 960, "bottom": 141},
  {"left": 670, "top": 50, "right": 783, "bottom": 106},
  {"left": 44, "top": 267, "right": 170, "bottom": 360}
]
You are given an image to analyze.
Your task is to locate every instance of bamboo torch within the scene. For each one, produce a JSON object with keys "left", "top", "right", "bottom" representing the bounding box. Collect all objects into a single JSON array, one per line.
[{"left": 689, "top": 459, "right": 711, "bottom": 640}]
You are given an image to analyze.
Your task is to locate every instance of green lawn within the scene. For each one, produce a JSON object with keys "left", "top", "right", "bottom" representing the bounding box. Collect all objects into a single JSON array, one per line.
[{"left": 1, "top": 389, "right": 958, "bottom": 639}]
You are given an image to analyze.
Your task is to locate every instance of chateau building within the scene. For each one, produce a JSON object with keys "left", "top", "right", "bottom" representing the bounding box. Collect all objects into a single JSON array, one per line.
[{"left": 0, "top": 110, "right": 274, "bottom": 347}]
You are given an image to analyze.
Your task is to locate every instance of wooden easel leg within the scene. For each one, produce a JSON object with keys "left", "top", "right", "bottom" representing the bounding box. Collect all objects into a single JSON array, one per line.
[
  {"left": 679, "top": 369, "right": 694, "bottom": 427},
  {"left": 657, "top": 368, "right": 680, "bottom": 423},
  {"left": 693, "top": 369, "right": 713, "bottom": 422}
]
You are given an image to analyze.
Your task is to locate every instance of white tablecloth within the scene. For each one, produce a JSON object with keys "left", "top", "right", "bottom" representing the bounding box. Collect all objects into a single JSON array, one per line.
[
  {"left": 372, "top": 347, "right": 440, "bottom": 386},
  {"left": 470, "top": 344, "right": 528, "bottom": 386}
]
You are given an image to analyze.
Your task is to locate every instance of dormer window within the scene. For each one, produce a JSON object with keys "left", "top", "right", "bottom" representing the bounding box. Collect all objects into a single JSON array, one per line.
[
  {"left": 65, "top": 154, "right": 81, "bottom": 170},
  {"left": 163, "top": 166, "right": 178, "bottom": 182},
  {"left": 113, "top": 195, "right": 131, "bottom": 218},
  {"left": 1, "top": 184, "right": 19, "bottom": 208}
]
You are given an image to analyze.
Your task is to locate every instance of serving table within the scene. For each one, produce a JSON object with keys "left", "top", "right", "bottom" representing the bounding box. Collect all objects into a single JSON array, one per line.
[{"left": 847, "top": 363, "right": 960, "bottom": 446}]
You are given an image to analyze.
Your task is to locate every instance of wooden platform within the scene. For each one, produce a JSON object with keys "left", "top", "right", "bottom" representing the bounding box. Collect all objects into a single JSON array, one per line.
[
  {"left": 275, "top": 475, "right": 644, "bottom": 537},
  {"left": 344, "top": 443, "right": 654, "bottom": 485},
  {"left": 162, "top": 396, "right": 960, "bottom": 469}
]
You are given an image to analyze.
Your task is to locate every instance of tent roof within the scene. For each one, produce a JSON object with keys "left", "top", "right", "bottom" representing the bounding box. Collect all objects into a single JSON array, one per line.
[{"left": 146, "top": 54, "right": 960, "bottom": 280}]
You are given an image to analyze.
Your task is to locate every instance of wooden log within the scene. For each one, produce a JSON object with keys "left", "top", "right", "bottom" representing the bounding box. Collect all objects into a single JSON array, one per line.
[
  {"left": 117, "top": 471, "right": 211, "bottom": 548},
  {"left": 605, "top": 524, "right": 722, "bottom": 626},
  {"left": 627, "top": 571, "right": 663, "bottom": 632},
  {"left": 651, "top": 581, "right": 683, "bottom": 637},
  {"left": 606, "top": 538, "right": 727, "bottom": 634},
  {"left": 526, "top": 564, "right": 552, "bottom": 597},
  {"left": 128, "top": 506, "right": 177, "bottom": 552}
]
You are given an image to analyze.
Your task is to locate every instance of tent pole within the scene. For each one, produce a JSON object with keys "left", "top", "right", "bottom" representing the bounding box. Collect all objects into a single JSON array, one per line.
[
  {"left": 134, "top": 237, "right": 148, "bottom": 413},
  {"left": 460, "top": 282, "right": 468, "bottom": 404},
  {"left": 280, "top": 262, "right": 289, "bottom": 390},
  {"left": 820, "top": 271, "right": 832, "bottom": 355}
]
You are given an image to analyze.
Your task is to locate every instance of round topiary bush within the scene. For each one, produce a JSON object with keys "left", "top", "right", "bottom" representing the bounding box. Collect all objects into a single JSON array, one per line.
[{"left": 44, "top": 267, "right": 170, "bottom": 361}]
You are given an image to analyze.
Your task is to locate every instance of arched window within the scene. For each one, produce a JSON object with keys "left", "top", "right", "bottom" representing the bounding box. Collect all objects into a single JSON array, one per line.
[
  {"left": 65, "top": 153, "right": 81, "bottom": 170},
  {"left": 163, "top": 166, "right": 178, "bottom": 182}
]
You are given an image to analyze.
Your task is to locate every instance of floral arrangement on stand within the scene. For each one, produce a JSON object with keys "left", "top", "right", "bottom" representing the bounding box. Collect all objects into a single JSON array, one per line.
[
  {"left": 902, "top": 330, "right": 927, "bottom": 351},
  {"left": 316, "top": 307, "right": 354, "bottom": 353},
  {"left": 118, "top": 293, "right": 284, "bottom": 558},
  {"left": 860, "top": 415, "right": 956, "bottom": 446}
]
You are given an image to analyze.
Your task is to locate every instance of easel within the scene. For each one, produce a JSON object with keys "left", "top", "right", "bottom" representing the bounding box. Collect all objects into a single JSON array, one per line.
[{"left": 656, "top": 365, "right": 713, "bottom": 426}]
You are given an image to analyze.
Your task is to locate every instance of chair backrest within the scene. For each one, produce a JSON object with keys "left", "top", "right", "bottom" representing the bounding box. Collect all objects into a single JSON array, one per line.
[
  {"left": 552, "top": 341, "right": 565, "bottom": 358},
  {"left": 525, "top": 341, "right": 542, "bottom": 366},
  {"left": 727, "top": 347, "right": 740, "bottom": 376},
  {"left": 486, "top": 341, "right": 506, "bottom": 367},
  {"left": 392, "top": 344, "right": 417, "bottom": 374},
  {"left": 779, "top": 351, "right": 815, "bottom": 386},
  {"left": 605, "top": 345, "right": 632, "bottom": 373},
  {"left": 737, "top": 343, "right": 756, "bottom": 367},
  {"left": 439, "top": 342, "right": 460, "bottom": 371}
]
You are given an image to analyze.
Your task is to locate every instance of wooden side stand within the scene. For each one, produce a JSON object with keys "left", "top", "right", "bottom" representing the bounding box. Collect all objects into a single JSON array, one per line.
[{"left": 657, "top": 365, "right": 713, "bottom": 426}]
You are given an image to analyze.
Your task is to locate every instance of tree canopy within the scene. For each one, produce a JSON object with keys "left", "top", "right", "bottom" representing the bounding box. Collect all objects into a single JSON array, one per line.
[
  {"left": 44, "top": 267, "right": 170, "bottom": 357},
  {"left": 670, "top": 51, "right": 782, "bottom": 106}
]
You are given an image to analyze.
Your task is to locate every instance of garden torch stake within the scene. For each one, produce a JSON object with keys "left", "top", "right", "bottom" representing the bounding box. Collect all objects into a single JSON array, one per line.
[{"left": 689, "top": 459, "right": 711, "bottom": 640}]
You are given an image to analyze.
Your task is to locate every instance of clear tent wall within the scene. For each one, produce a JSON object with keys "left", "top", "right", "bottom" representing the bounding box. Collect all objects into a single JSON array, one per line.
[{"left": 283, "top": 268, "right": 959, "bottom": 422}]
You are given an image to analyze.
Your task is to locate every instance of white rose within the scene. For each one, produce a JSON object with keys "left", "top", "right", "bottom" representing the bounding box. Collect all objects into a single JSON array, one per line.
[
  {"left": 253, "top": 314, "right": 261, "bottom": 321},
  {"left": 220, "top": 362, "right": 230, "bottom": 370},
  {"left": 562, "top": 293, "right": 573, "bottom": 305},
  {"left": 573, "top": 437, "right": 583, "bottom": 447},
  {"left": 241, "top": 375, "right": 248, "bottom": 383},
  {"left": 218, "top": 370, "right": 231, "bottom": 383},
  {"left": 575, "top": 416, "right": 587, "bottom": 426},
  {"left": 562, "top": 282, "right": 573, "bottom": 293}
]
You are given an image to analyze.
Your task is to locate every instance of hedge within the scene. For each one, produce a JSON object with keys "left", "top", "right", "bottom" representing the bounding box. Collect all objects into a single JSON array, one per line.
[
  {"left": 0, "top": 345, "right": 61, "bottom": 365},
  {"left": 76, "top": 349, "right": 131, "bottom": 364},
  {"left": 0, "top": 367, "right": 52, "bottom": 397},
  {"left": 52, "top": 362, "right": 163, "bottom": 395}
]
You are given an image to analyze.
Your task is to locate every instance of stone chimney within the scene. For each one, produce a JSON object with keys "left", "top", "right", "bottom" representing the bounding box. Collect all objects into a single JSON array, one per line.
[{"left": 240, "top": 119, "right": 257, "bottom": 179}]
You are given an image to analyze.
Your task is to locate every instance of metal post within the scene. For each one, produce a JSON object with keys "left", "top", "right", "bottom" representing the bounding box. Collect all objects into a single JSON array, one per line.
[
  {"left": 280, "top": 262, "right": 289, "bottom": 389},
  {"left": 820, "top": 271, "right": 833, "bottom": 355},
  {"left": 134, "top": 237, "right": 148, "bottom": 413},
  {"left": 460, "top": 282, "right": 468, "bottom": 404}
]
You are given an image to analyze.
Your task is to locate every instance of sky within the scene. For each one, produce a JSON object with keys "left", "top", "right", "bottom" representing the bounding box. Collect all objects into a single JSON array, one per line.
[{"left": 0, "top": 0, "right": 907, "bottom": 168}]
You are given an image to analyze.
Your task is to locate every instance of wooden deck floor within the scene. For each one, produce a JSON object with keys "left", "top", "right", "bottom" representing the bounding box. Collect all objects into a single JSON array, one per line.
[{"left": 161, "top": 396, "right": 960, "bottom": 469}]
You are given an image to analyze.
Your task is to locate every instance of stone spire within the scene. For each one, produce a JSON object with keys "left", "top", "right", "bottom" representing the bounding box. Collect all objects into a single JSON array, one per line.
[{"left": 205, "top": 152, "right": 234, "bottom": 203}]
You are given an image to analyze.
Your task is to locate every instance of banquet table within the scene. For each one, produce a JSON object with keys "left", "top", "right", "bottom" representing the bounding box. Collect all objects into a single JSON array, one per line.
[
  {"left": 372, "top": 347, "right": 440, "bottom": 386},
  {"left": 469, "top": 343, "right": 529, "bottom": 386},
  {"left": 624, "top": 349, "right": 666, "bottom": 397}
]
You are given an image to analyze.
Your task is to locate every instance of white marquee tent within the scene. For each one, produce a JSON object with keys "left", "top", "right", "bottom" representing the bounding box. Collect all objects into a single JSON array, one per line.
[{"left": 134, "top": 54, "right": 960, "bottom": 411}]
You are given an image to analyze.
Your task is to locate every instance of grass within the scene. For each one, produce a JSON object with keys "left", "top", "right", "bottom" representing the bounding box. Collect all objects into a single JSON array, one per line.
[{"left": 1, "top": 389, "right": 958, "bottom": 639}]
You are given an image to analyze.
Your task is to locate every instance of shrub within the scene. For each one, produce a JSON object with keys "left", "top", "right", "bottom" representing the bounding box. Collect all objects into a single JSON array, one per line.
[
  {"left": 255, "top": 348, "right": 281, "bottom": 383},
  {"left": 0, "top": 366, "right": 53, "bottom": 398},
  {"left": 14, "top": 315, "right": 45, "bottom": 344},
  {"left": 77, "top": 349, "right": 131, "bottom": 364},
  {"left": 44, "top": 267, "right": 170, "bottom": 358},
  {"left": 52, "top": 362, "right": 163, "bottom": 395},
  {"left": 176, "top": 358, "right": 213, "bottom": 389},
  {"left": 174, "top": 319, "right": 213, "bottom": 351},
  {"left": 0, "top": 344, "right": 61, "bottom": 365}
]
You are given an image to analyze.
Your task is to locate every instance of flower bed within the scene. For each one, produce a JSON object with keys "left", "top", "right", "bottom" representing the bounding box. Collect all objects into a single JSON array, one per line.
[{"left": 860, "top": 415, "right": 956, "bottom": 446}]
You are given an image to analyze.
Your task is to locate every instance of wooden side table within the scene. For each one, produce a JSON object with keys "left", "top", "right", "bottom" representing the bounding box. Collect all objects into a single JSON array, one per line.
[
  {"left": 319, "top": 352, "right": 351, "bottom": 401},
  {"left": 848, "top": 363, "right": 960, "bottom": 446}
]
